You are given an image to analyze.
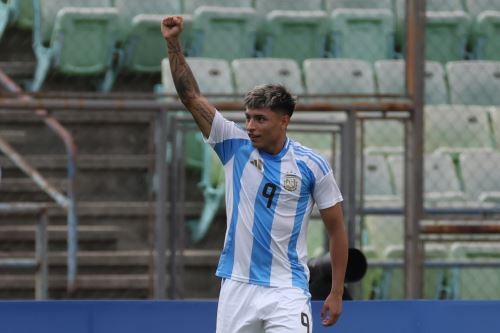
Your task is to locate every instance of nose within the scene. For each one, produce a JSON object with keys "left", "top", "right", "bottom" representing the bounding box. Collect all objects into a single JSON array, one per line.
[{"left": 246, "top": 118, "right": 255, "bottom": 131}]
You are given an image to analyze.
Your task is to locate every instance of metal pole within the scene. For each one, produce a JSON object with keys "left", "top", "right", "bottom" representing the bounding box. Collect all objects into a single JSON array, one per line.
[
  {"left": 168, "top": 115, "right": 180, "bottom": 299},
  {"left": 154, "top": 109, "right": 168, "bottom": 299},
  {"left": 404, "top": 0, "right": 426, "bottom": 299},
  {"left": 342, "top": 110, "right": 357, "bottom": 249},
  {"left": 35, "top": 209, "right": 48, "bottom": 300}
]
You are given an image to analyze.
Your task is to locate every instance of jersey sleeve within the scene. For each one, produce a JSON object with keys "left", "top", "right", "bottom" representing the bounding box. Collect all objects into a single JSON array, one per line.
[
  {"left": 204, "top": 111, "right": 249, "bottom": 165},
  {"left": 313, "top": 170, "right": 343, "bottom": 210}
]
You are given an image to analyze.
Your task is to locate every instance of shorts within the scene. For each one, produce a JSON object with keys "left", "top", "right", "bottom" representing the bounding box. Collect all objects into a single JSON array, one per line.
[{"left": 216, "top": 279, "right": 312, "bottom": 333}]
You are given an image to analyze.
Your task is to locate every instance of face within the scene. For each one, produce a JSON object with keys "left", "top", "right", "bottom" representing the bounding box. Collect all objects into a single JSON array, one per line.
[{"left": 245, "top": 107, "right": 290, "bottom": 155}]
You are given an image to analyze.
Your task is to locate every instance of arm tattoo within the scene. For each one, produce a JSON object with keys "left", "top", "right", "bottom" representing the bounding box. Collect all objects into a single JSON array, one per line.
[{"left": 166, "top": 39, "right": 214, "bottom": 129}]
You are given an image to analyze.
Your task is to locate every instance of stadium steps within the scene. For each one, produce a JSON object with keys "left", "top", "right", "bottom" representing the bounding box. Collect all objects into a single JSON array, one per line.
[{"left": 0, "top": 249, "right": 220, "bottom": 299}]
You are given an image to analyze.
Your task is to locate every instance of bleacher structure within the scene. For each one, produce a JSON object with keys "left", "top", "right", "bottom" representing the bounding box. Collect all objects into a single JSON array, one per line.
[{"left": 1, "top": 0, "right": 500, "bottom": 301}]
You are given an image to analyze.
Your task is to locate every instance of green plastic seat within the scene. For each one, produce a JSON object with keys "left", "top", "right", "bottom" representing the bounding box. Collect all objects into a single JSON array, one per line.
[
  {"left": 424, "top": 11, "right": 470, "bottom": 64},
  {"left": 254, "top": 0, "right": 323, "bottom": 14},
  {"left": 231, "top": 58, "right": 304, "bottom": 95},
  {"left": 388, "top": 153, "right": 465, "bottom": 205},
  {"left": 450, "top": 243, "right": 500, "bottom": 299},
  {"left": 0, "top": 0, "right": 9, "bottom": 40},
  {"left": 363, "top": 154, "right": 397, "bottom": 202},
  {"left": 466, "top": 0, "right": 500, "bottom": 59},
  {"left": 359, "top": 245, "right": 384, "bottom": 300},
  {"left": 28, "top": 0, "right": 118, "bottom": 91},
  {"left": 113, "top": 0, "right": 184, "bottom": 73},
  {"left": 447, "top": 61, "right": 500, "bottom": 106},
  {"left": 303, "top": 58, "right": 375, "bottom": 97},
  {"left": 329, "top": 8, "right": 394, "bottom": 62},
  {"left": 395, "top": 0, "right": 467, "bottom": 49},
  {"left": 459, "top": 151, "right": 500, "bottom": 202},
  {"left": 10, "top": 0, "right": 32, "bottom": 29},
  {"left": 189, "top": 6, "right": 258, "bottom": 61},
  {"left": 424, "top": 105, "right": 494, "bottom": 153},
  {"left": 374, "top": 59, "right": 448, "bottom": 105},
  {"left": 380, "top": 244, "right": 449, "bottom": 299},
  {"left": 325, "top": 0, "right": 392, "bottom": 11},
  {"left": 307, "top": 218, "right": 326, "bottom": 259},
  {"left": 182, "top": 0, "right": 253, "bottom": 14},
  {"left": 260, "top": 10, "right": 328, "bottom": 64}
]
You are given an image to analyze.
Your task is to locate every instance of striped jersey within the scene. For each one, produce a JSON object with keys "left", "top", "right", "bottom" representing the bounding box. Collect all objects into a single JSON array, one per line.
[{"left": 206, "top": 111, "right": 343, "bottom": 291}]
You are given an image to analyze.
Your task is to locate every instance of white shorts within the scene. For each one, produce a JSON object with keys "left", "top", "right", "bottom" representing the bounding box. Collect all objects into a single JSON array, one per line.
[{"left": 216, "top": 279, "right": 312, "bottom": 333}]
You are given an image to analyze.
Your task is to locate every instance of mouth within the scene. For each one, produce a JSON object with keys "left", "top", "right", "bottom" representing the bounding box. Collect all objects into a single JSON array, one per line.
[{"left": 248, "top": 134, "right": 259, "bottom": 142}]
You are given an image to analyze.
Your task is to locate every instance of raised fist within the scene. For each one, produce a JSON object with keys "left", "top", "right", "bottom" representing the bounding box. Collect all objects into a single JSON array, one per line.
[{"left": 161, "top": 16, "right": 183, "bottom": 40}]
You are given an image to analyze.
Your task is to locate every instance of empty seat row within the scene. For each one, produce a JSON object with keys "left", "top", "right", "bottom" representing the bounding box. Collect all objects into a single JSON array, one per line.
[
  {"left": 363, "top": 150, "right": 500, "bottom": 205},
  {"left": 161, "top": 57, "right": 500, "bottom": 107}
]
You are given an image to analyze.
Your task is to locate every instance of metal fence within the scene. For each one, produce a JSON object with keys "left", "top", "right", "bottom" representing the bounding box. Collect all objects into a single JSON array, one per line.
[{"left": 1, "top": 0, "right": 500, "bottom": 300}]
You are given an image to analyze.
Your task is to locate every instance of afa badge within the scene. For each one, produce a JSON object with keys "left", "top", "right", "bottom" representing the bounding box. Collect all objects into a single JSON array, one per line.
[{"left": 283, "top": 174, "right": 299, "bottom": 192}]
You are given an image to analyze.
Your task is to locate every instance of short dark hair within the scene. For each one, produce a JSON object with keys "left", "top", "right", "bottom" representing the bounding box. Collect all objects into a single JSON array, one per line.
[{"left": 243, "top": 84, "right": 296, "bottom": 117}]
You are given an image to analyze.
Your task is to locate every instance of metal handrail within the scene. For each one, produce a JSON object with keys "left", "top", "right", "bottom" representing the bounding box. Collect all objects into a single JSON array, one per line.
[{"left": 0, "top": 69, "right": 78, "bottom": 292}]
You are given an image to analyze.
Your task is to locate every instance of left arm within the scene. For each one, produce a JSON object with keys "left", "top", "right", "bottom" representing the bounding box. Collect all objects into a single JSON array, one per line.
[{"left": 319, "top": 203, "right": 348, "bottom": 327}]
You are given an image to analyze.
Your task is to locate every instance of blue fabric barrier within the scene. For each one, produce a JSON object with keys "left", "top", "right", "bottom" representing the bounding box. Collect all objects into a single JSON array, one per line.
[{"left": 0, "top": 300, "right": 499, "bottom": 332}]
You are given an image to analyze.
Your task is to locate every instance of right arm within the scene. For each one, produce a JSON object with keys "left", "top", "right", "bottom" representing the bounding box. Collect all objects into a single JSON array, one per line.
[{"left": 161, "top": 16, "right": 215, "bottom": 138}]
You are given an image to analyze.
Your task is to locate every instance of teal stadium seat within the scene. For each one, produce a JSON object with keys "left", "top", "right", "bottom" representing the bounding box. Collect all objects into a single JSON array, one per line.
[
  {"left": 28, "top": 0, "right": 118, "bottom": 91},
  {"left": 260, "top": 10, "right": 328, "bottom": 64},
  {"left": 0, "top": 0, "right": 33, "bottom": 40},
  {"left": 374, "top": 60, "right": 449, "bottom": 105},
  {"left": 324, "top": 0, "right": 393, "bottom": 11},
  {"left": 161, "top": 57, "right": 231, "bottom": 242},
  {"left": 0, "top": 0, "right": 10, "bottom": 40},
  {"left": 465, "top": 0, "right": 500, "bottom": 60},
  {"left": 182, "top": 0, "right": 253, "bottom": 14},
  {"left": 231, "top": 58, "right": 304, "bottom": 95},
  {"left": 380, "top": 244, "right": 449, "bottom": 299},
  {"left": 114, "top": 0, "right": 185, "bottom": 73},
  {"left": 459, "top": 150, "right": 500, "bottom": 203},
  {"left": 189, "top": 6, "right": 258, "bottom": 61},
  {"left": 446, "top": 60, "right": 500, "bottom": 105},
  {"left": 395, "top": 0, "right": 469, "bottom": 63},
  {"left": 424, "top": 105, "right": 494, "bottom": 153},
  {"left": 388, "top": 153, "right": 465, "bottom": 206},
  {"left": 254, "top": 0, "right": 327, "bottom": 63},
  {"left": 328, "top": 8, "right": 394, "bottom": 62},
  {"left": 450, "top": 243, "right": 500, "bottom": 299}
]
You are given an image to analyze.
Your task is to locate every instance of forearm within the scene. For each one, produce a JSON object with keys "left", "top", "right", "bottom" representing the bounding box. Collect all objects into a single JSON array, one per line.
[
  {"left": 165, "top": 37, "right": 214, "bottom": 137},
  {"left": 328, "top": 223, "right": 348, "bottom": 296}
]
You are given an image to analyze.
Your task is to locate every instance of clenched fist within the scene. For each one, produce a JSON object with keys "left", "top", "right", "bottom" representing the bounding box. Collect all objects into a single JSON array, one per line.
[{"left": 161, "top": 16, "right": 183, "bottom": 40}]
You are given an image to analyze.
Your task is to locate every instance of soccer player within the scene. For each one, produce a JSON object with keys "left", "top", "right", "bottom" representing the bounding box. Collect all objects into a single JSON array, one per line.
[{"left": 161, "top": 16, "right": 348, "bottom": 332}]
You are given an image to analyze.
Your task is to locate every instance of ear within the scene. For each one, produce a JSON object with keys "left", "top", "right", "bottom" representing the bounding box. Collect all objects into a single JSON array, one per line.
[{"left": 281, "top": 114, "right": 290, "bottom": 129}]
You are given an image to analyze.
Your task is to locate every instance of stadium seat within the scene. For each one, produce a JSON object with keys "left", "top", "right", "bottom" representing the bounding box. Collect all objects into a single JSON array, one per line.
[
  {"left": 324, "top": 0, "right": 392, "bottom": 11},
  {"left": 0, "top": 1, "right": 10, "bottom": 40},
  {"left": 189, "top": 6, "right": 258, "bottom": 61},
  {"left": 303, "top": 58, "right": 375, "bottom": 97},
  {"left": 9, "top": 0, "right": 33, "bottom": 30},
  {"left": 450, "top": 243, "right": 500, "bottom": 299},
  {"left": 254, "top": 0, "right": 323, "bottom": 15},
  {"left": 328, "top": 8, "right": 394, "bottom": 62},
  {"left": 363, "top": 215, "right": 403, "bottom": 258},
  {"left": 113, "top": 0, "right": 184, "bottom": 73},
  {"left": 182, "top": 0, "right": 253, "bottom": 14},
  {"left": 425, "top": 11, "right": 470, "bottom": 64},
  {"left": 307, "top": 218, "right": 326, "bottom": 258},
  {"left": 387, "top": 153, "right": 465, "bottom": 205},
  {"left": 374, "top": 59, "right": 449, "bottom": 105},
  {"left": 465, "top": 0, "right": 500, "bottom": 60},
  {"left": 359, "top": 245, "right": 383, "bottom": 300},
  {"left": 394, "top": 0, "right": 467, "bottom": 47},
  {"left": 232, "top": 58, "right": 304, "bottom": 95},
  {"left": 363, "top": 154, "right": 397, "bottom": 202},
  {"left": 254, "top": 0, "right": 326, "bottom": 61},
  {"left": 424, "top": 105, "right": 494, "bottom": 153},
  {"left": 28, "top": 0, "right": 118, "bottom": 91},
  {"left": 161, "top": 57, "right": 231, "bottom": 242},
  {"left": 459, "top": 150, "right": 500, "bottom": 202},
  {"left": 380, "top": 243, "right": 449, "bottom": 299},
  {"left": 259, "top": 10, "right": 328, "bottom": 64},
  {"left": 446, "top": 60, "right": 500, "bottom": 106}
]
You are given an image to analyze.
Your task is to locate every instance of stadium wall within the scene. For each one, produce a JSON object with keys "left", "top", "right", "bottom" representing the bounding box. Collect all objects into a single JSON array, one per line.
[{"left": 1, "top": 300, "right": 499, "bottom": 332}]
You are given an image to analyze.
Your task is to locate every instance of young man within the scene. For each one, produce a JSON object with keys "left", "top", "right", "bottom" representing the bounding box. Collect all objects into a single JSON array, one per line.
[{"left": 161, "top": 16, "right": 348, "bottom": 332}]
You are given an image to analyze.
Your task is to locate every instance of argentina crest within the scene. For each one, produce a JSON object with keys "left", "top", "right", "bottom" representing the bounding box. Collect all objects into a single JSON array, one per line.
[{"left": 283, "top": 174, "right": 299, "bottom": 192}]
